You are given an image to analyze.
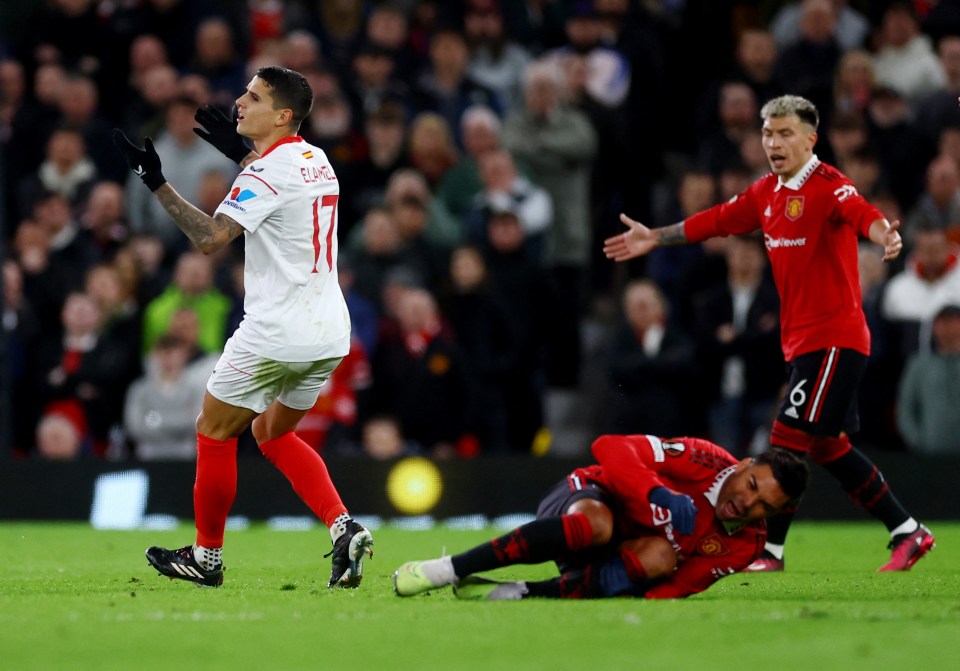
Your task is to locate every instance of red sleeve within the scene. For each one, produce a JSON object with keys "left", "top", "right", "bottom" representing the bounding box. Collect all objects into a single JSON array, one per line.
[
  {"left": 590, "top": 435, "right": 667, "bottom": 521},
  {"left": 644, "top": 556, "right": 738, "bottom": 599},
  {"left": 831, "top": 180, "right": 883, "bottom": 239},
  {"left": 683, "top": 184, "right": 764, "bottom": 243}
]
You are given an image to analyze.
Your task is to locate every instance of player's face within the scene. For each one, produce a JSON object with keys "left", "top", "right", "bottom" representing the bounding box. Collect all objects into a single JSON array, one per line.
[
  {"left": 235, "top": 76, "right": 285, "bottom": 139},
  {"left": 715, "top": 462, "right": 790, "bottom": 523},
  {"left": 761, "top": 114, "right": 817, "bottom": 180}
]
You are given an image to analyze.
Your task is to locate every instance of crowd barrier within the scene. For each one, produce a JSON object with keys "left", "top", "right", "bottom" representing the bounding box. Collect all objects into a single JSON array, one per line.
[{"left": 0, "top": 451, "right": 955, "bottom": 525}]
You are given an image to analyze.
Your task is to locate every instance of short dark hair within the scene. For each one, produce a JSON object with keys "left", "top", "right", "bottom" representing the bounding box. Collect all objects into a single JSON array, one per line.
[
  {"left": 255, "top": 66, "right": 313, "bottom": 129},
  {"left": 755, "top": 448, "right": 810, "bottom": 505}
]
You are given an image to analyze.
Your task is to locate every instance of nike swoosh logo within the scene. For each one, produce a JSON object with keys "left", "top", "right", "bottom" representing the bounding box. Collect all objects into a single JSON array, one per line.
[
  {"left": 249, "top": 165, "right": 264, "bottom": 172},
  {"left": 135, "top": 165, "right": 145, "bottom": 176}
]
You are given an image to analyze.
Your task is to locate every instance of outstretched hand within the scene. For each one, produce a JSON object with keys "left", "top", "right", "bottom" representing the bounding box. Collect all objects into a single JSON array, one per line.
[
  {"left": 603, "top": 213, "right": 658, "bottom": 262},
  {"left": 112, "top": 129, "right": 166, "bottom": 191},
  {"left": 193, "top": 105, "right": 251, "bottom": 164},
  {"left": 881, "top": 219, "right": 903, "bottom": 261},
  {"left": 648, "top": 487, "right": 698, "bottom": 536}
]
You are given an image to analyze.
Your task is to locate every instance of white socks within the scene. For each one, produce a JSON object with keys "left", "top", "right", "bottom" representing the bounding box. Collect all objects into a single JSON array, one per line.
[
  {"left": 890, "top": 518, "right": 919, "bottom": 538},
  {"left": 764, "top": 543, "right": 785, "bottom": 560},
  {"left": 194, "top": 545, "right": 222, "bottom": 571},
  {"left": 420, "top": 556, "right": 457, "bottom": 587},
  {"left": 330, "top": 512, "right": 352, "bottom": 543}
]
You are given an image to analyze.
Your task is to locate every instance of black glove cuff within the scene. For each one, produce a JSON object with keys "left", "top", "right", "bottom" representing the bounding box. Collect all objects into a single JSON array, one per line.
[{"left": 143, "top": 172, "right": 167, "bottom": 192}]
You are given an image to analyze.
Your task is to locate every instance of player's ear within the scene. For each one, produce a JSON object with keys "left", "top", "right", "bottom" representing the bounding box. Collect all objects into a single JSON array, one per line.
[{"left": 276, "top": 108, "right": 293, "bottom": 127}]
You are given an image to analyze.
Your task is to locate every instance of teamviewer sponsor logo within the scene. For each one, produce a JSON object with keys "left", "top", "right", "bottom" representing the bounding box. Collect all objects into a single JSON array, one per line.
[{"left": 764, "top": 233, "right": 807, "bottom": 250}]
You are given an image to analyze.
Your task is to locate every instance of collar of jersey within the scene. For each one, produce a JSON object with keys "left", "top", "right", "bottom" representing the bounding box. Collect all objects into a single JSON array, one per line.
[
  {"left": 774, "top": 154, "right": 820, "bottom": 192},
  {"left": 703, "top": 464, "right": 744, "bottom": 535},
  {"left": 260, "top": 134, "right": 304, "bottom": 158}
]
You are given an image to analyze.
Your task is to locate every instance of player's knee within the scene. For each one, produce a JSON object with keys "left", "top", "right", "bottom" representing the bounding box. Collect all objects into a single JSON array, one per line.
[
  {"left": 567, "top": 498, "right": 613, "bottom": 546},
  {"left": 621, "top": 537, "right": 677, "bottom": 579}
]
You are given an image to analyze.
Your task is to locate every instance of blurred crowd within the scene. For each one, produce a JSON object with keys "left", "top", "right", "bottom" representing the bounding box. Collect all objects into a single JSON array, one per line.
[{"left": 2, "top": 0, "right": 960, "bottom": 462}]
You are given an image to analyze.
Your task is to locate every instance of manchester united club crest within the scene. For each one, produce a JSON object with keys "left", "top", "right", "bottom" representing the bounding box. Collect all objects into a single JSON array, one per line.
[
  {"left": 697, "top": 534, "right": 729, "bottom": 557},
  {"left": 785, "top": 196, "right": 805, "bottom": 221}
]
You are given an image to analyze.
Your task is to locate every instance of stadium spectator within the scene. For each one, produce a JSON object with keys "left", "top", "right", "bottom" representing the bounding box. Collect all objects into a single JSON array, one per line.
[
  {"left": 56, "top": 75, "right": 125, "bottom": 184},
  {"left": 466, "top": 149, "right": 552, "bottom": 260},
  {"left": 78, "top": 181, "right": 129, "bottom": 260},
  {"left": 34, "top": 291, "right": 126, "bottom": 458},
  {"left": 696, "top": 82, "right": 760, "bottom": 178},
  {"left": 865, "top": 85, "right": 929, "bottom": 212},
  {"left": 882, "top": 223, "right": 960, "bottom": 356},
  {"left": 692, "top": 234, "right": 783, "bottom": 458},
  {"left": 412, "top": 26, "right": 503, "bottom": 147},
  {"left": 914, "top": 36, "right": 960, "bottom": 147},
  {"left": 337, "top": 99, "right": 410, "bottom": 231},
  {"left": 406, "top": 111, "right": 461, "bottom": 189},
  {"left": 394, "top": 437, "right": 809, "bottom": 600},
  {"left": 896, "top": 304, "right": 960, "bottom": 455},
  {"left": 370, "top": 286, "right": 474, "bottom": 457},
  {"left": 17, "top": 127, "right": 98, "bottom": 219},
  {"left": 873, "top": 1, "right": 946, "bottom": 108},
  {"left": 114, "top": 65, "right": 373, "bottom": 588},
  {"left": 385, "top": 167, "right": 462, "bottom": 251},
  {"left": 436, "top": 104, "right": 505, "bottom": 223},
  {"left": 502, "top": 59, "right": 597, "bottom": 388},
  {"left": 832, "top": 49, "right": 875, "bottom": 118},
  {"left": 35, "top": 413, "right": 83, "bottom": 461},
  {"left": 440, "top": 244, "right": 517, "bottom": 452},
  {"left": 464, "top": 2, "right": 531, "bottom": 110},
  {"left": 2, "top": 259, "right": 41, "bottom": 455},
  {"left": 124, "top": 334, "right": 207, "bottom": 461},
  {"left": 481, "top": 207, "right": 558, "bottom": 452},
  {"left": 772, "top": 0, "right": 842, "bottom": 129},
  {"left": 185, "top": 17, "right": 247, "bottom": 109},
  {"left": 603, "top": 278, "right": 698, "bottom": 438},
  {"left": 23, "top": 190, "right": 100, "bottom": 333},
  {"left": 605, "top": 94, "right": 935, "bottom": 573},
  {"left": 768, "top": 0, "right": 869, "bottom": 52},
  {"left": 141, "top": 251, "right": 232, "bottom": 355},
  {"left": 902, "top": 154, "right": 960, "bottom": 246}
]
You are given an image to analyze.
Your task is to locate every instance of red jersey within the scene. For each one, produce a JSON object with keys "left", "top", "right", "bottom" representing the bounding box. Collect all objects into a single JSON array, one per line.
[
  {"left": 684, "top": 156, "right": 881, "bottom": 360},
  {"left": 571, "top": 434, "right": 766, "bottom": 599}
]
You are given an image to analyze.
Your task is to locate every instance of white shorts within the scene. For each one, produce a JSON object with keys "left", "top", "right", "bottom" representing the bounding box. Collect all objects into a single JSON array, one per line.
[{"left": 206, "top": 338, "right": 343, "bottom": 413}]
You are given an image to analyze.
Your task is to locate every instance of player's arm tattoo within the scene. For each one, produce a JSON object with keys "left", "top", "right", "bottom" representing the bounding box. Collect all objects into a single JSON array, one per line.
[
  {"left": 238, "top": 152, "right": 261, "bottom": 169},
  {"left": 655, "top": 222, "right": 689, "bottom": 246},
  {"left": 155, "top": 184, "right": 244, "bottom": 253}
]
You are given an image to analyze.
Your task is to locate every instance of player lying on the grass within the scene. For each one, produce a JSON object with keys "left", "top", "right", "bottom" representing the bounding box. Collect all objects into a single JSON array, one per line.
[{"left": 393, "top": 434, "right": 809, "bottom": 600}]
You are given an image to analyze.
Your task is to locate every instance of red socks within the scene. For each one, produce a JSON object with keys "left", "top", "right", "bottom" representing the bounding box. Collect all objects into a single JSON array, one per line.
[
  {"left": 194, "top": 433, "right": 238, "bottom": 549},
  {"left": 259, "top": 431, "right": 347, "bottom": 527}
]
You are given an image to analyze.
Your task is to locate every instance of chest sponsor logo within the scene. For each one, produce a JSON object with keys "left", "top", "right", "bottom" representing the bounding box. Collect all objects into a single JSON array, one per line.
[
  {"left": 697, "top": 534, "right": 729, "bottom": 557},
  {"left": 785, "top": 195, "right": 804, "bottom": 221},
  {"left": 764, "top": 233, "right": 807, "bottom": 250}
]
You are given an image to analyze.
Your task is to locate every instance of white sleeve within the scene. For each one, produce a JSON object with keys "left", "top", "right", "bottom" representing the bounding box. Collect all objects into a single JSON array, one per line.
[{"left": 215, "top": 170, "right": 282, "bottom": 233}]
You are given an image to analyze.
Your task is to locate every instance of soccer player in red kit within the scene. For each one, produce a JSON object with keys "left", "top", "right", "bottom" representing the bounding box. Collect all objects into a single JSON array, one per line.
[
  {"left": 603, "top": 94, "right": 934, "bottom": 572},
  {"left": 393, "top": 435, "right": 810, "bottom": 600}
]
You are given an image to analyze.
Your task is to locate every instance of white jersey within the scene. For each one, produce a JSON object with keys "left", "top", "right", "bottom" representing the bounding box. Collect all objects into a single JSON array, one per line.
[{"left": 215, "top": 135, "right": 351, "bottom": 362}]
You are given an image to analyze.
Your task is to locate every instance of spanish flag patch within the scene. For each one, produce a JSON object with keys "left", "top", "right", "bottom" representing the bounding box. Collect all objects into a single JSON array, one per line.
[{"left": 302, "top": 150, "right": 314, "bottom": 159}]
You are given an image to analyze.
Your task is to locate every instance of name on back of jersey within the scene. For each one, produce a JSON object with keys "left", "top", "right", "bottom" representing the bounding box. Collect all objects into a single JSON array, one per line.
[{"left": 302, "top": 164, "right": 336, "bottom": 183}]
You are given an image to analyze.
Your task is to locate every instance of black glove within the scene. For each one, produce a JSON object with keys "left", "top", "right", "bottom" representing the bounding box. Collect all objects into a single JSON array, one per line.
[
  {"left": 648, "top": 486, "right": 698, "bottom": 536},
  {"left": 193, "top": 104, "right": 250, "bottom": 164},
  {"left": 112, "top": 129, "right": 166, "bottom": 191}
]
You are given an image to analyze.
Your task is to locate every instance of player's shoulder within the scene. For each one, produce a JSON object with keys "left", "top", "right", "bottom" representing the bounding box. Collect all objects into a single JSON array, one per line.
[
  {"left": 812, "top": 161, "right": 849, "bottom": 185},
  {"left": 681, "top": 437, "right": 738, "bottom": 467}
]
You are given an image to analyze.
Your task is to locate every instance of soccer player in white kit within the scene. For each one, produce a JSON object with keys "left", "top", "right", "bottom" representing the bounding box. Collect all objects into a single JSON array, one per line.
[{"left": 114, "top": 66, "right": 374, "bottom": 588}]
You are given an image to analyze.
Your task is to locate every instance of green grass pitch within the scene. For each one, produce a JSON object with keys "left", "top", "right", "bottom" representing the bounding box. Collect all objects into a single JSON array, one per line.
[{"left": 0, "top": 521, "right": 956, "bottom": 671}]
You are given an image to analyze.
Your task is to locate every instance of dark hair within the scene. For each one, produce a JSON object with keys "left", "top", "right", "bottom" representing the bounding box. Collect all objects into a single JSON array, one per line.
[
  {"left": 255, "top": 66, "right": 313, "bottom": 129},
  {"left": 755, "top": 448, "right": 810, "bottom": 504}
]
